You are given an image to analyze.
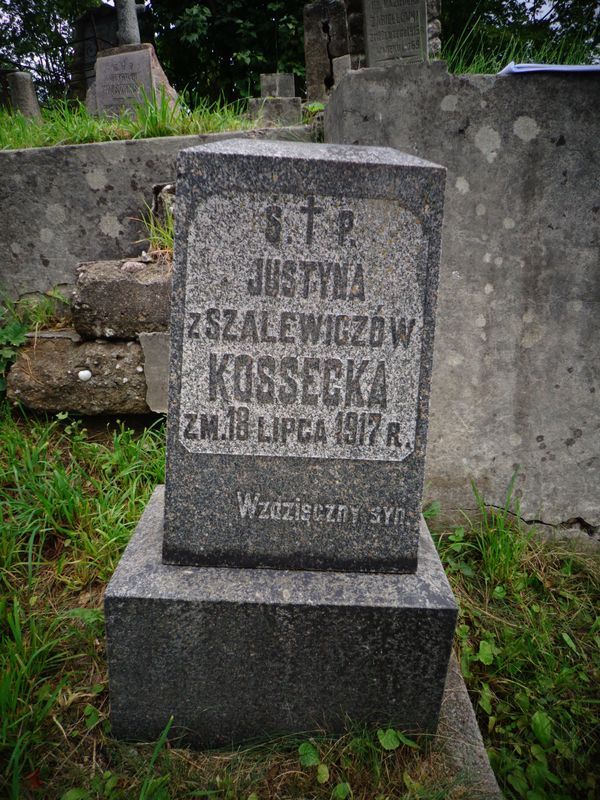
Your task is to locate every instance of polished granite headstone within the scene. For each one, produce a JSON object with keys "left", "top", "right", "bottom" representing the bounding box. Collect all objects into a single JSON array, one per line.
[
  {"left": 105, "top": 139, "right": 455, "bottom": 746},
  {"left": 363, "top": 0, "right": 428, "bottom": 67},
  {"left": 163, "top": 139, "right": 445, "bottom": 573}
]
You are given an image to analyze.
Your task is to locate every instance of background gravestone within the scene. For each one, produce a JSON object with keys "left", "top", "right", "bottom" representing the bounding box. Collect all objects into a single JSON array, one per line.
[
  {"left": 7, "top": 71, "right": 42, "bottom": 120},
  {"left": 363, "top": 0, "right": 429, "bottom": 67},
  {"left": 163, "top": 140, "right": 445, "bottom": 573},
  {"left": 248, "top": 73, "right": 302, "bottom": 126},
  {"left": 105, "top": 139, "right": 456, "bottom": 746},
  {"left": 303, "top": 1, "right": 440, "bottom": 100},
  {"left": 86, "top": 42, "right": 177, "bottom": 116},
  {"left": 85, "top": 0, "right": 176, "bottom": 117}
]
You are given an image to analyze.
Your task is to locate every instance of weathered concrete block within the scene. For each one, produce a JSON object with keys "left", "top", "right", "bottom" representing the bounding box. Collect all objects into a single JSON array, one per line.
[
  {"left": 332, "top": 53, "right": 352, "bottom": 84},
  {"left": 106, "top": 487, "right": 457, "bottom": 745},
  {"left": 304, "top": 0, "right": 349, "bottom": 101},
  {"left": 72, "top": 259, "right": 171, "bottom": 340},
  {"left": 7, "top": 333, "right": 149, "bottom": 414},
  {"left": 325, "top": 62, "right": 600, "bottom": 527},
  {"left": 247, "top": 97, "right": 303, "bottom": 126}
]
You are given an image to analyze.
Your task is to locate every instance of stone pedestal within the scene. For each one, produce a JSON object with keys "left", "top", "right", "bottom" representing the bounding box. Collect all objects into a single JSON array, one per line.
[
  {"left": 248, "top": 73, "right": 302, "bottom": 126},
  {"left": 106, "top": 487, "right": 456, "bottom": 745},
  {"left": 86, "top": 43, "right": 177, "bottom": 116},
  {"left": 260, "top": 73, "right": 295, "bottom": 98},
  {"left": 7, "top": 71, "right": 42, "bottom": 120},
  {"left": 247, "top": 97, "right": 302, "bottom": 126}
]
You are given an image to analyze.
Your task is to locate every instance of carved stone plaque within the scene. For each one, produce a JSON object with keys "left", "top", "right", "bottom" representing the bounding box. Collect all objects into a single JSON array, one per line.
[{"left": 363, "top": 0, "right": 428, "bottom": 67}]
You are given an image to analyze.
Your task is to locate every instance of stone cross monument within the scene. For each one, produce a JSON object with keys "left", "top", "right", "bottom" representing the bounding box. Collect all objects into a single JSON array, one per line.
[
  {"left": 115, "top": 0, "right": 141, "bottom": 45},
  {"left": 86, "top": 0, "right": 177, "bottom": 116},
  {"left": 105, "top": 139, "right": 456, "bottom": 745}
]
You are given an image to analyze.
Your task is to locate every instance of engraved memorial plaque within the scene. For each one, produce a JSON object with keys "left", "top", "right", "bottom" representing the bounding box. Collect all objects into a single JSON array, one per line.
[
  {"left": 363, "top": 0, "right": 428, "bottom": 67},
  {"left": 163, "top": 140, "right": 445, "bottom": 573},
  {"left": 95, "top": 48, "right": 153, "bottom": 115},
  {"left": 90, "top": 43, "right": 177, "bottom": 117}
]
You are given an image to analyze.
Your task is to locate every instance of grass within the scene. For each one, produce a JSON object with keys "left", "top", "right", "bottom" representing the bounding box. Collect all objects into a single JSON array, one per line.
[
  {"left": 432, "top": 480, "right": 600, "bottom": 800},
  {"left": 0, "top": 91, "right": 256, "bottom": 151},
  {"left": 440, "top": 16, "right": 598, "bottom": 74},
  {"left": 0, "top": 405, "right": 598, "bottom": 798},
  {"left": 138, "top": 201, "right": 175, "bottom": 262}
]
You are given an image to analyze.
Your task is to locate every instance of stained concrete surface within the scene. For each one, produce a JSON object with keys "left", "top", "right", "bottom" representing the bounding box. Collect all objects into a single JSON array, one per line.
[{"left": 326, "top": 62, "right": 600, "bottom": 526}]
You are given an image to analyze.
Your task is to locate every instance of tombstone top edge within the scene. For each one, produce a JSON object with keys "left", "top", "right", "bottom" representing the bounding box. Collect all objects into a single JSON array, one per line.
[
  {"left": 178, "top": 138, "right": 445, "bottom": 173},
  {"left": 97, "top": 42, "right": 154, "bottom": 58}
]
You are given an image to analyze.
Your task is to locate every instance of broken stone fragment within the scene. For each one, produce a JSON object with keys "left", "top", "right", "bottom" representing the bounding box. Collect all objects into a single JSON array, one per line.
[
  {"left": 151, "top": 183, "right": 176, "bottom": 226},
  {"left": 304, "top": 0, "right": 349, "bottom": 102},
  {"left": 72, "top": 259, "right": 171, "bottom": 340},
  {"left": 7, "top": 334, "right": 150, "bottom": 414}
]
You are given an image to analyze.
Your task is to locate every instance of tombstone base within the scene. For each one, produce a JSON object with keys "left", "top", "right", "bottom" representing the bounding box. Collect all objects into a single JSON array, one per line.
[
  {"left": 105, "top": 486, "right": 456, "bottom": 746},
  {"left": 247, "top": 97, "right": 302, "bottom": 127}
]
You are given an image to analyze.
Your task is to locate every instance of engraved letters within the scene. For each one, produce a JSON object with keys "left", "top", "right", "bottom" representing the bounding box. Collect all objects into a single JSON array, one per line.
[{"left": 179, "top": 191, "right": 424, "bottom": 462}]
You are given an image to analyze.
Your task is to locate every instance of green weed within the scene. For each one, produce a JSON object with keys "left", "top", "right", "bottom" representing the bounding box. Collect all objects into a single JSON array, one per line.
[
  {"left": 138, "top": 202, "right": 175, "bottom": 260},
  {"left": 0, "top": 291, "right": 69, "bottom": 392},
  {"left": 434, "top": 480, "right": 600, "bottom": 800},
  {"left": 0, "top": 406, "right": 165, "bottom": 797}
]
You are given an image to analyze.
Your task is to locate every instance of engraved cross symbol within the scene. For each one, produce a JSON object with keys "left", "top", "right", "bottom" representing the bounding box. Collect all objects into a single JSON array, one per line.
[{"left": 300, "top": 195, "right": 323, "bottom": 245}]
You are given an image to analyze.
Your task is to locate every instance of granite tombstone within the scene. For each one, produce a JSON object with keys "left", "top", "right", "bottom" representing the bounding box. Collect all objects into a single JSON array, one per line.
[
  {"left": 163, "top": 139, "right": 444, "bottom": 573},
  {"left": 105, "top": 139, "right": 456, "bottom": 746},
  {"left": 363, "top": 0, "right": 428, "bottom": 67}
]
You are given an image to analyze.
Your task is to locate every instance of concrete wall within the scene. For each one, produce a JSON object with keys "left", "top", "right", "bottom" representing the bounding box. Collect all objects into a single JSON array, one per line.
[
  {"left": 1, "top": 127, "right": 310, "bottom": 298},
  {"left": 326, "top": 62, "right": 600, "bottom": 526}
]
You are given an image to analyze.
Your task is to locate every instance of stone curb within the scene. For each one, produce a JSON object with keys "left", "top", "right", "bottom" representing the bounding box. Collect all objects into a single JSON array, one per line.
[{"left": 436, "top": 653, "right": 504, "bottom": 798}]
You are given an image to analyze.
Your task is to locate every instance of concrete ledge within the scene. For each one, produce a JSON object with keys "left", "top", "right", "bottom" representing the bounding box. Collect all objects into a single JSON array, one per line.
[
  {"left": 436, "top": 654, "right": 503, "bottom": 798},
  {"left": 1, "top": 125, "right": 312, "bottom": 299}
]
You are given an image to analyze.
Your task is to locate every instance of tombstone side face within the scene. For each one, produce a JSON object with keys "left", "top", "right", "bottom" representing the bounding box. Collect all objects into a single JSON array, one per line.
[
  {"left": 163, "top": 140, "right": 445, "bottom": 573},
  {"left": 363, "top": 0, "right": 428, "bottom": 67}
]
